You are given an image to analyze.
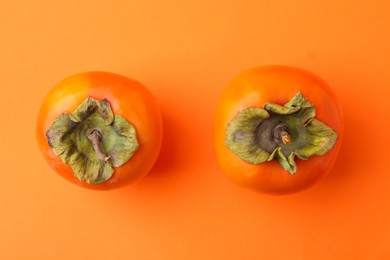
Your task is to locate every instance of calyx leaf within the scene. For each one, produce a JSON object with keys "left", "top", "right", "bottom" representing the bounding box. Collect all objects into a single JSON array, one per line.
[
  {"left": 46, "top": 97, "right": 139, "bottom": 184},
  {"left": 225, "top": 108, "right": 270, "bottom": 164},
  {"left": 225, "top": 92, "right": 338, "bottom": 174}
]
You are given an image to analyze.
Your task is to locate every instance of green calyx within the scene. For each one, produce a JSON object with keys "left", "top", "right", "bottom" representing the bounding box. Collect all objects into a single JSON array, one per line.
[
  {"left": 225, "top": 92, "right": 338, "bottom": 174},
  {"left": 46, "top": 97, "right": 139, "bottom": 184}
]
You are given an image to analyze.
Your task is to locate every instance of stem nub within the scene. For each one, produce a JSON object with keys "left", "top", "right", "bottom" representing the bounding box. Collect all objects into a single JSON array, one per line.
[
  {"left": 280, "top": 131, "right": 291, "bottom": 145},
  {"left": 273, "top": 124, "right": 291, "bottom": 145},
  {"left": 87, "top": 129, "right": 110, "bottom": 163}
]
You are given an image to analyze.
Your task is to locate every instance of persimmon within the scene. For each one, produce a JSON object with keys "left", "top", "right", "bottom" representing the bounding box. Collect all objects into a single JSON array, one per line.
[
  {"left": 36, "top": 72, "right": 162, "bottom": 190},
  {"left": 214, "top": 66, "right": 343, "bottom": 194}
]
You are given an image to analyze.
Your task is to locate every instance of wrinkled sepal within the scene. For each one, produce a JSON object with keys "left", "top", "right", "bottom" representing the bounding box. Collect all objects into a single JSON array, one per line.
[
  {"left": 68, "top": 153, "right": 114, "bottom": 184},
  {"left": 268, "top": 148, "right": 297, "bottom": 174},
  {"left": 225, "top": 108, "right": 270, "bottom": 164},
  {"left": 107, "top": 115, "right": 139, "bottom": 167},
  {"left": 295, "top": 119, "right": 338, "bottom": 160},
  {"left": 264, "top": 92, "right": 314, "bottom": 116},
  {"left": 71, "top": 97, "right": 114, "bottom": 125}
]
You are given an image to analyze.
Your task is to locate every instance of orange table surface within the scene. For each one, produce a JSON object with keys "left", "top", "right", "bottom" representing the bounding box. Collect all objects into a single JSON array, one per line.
[{"left": 1, "top": 1, "right": 389, "bottom": 259}]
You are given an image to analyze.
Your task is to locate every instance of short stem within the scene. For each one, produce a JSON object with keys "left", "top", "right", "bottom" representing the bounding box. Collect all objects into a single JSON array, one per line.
[
  {"left": 280, "top": 130, "right": 291, "bottom": 145},
  {"left": 87, "top": 129, "right": 110, "bottom": 163},
  {"left": 273, "top": 124, "right": 291, "bottom": 145}
]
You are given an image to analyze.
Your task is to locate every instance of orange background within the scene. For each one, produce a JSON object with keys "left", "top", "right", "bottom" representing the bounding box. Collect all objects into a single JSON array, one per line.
[{"left": 1, "top": 0, "right": 389, "bottom": 259}]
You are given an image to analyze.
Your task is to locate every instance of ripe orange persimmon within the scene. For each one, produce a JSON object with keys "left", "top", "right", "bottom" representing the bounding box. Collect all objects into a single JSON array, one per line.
[
  {"left": 214, "top": 66, "right": 343, "bottom": 194},
  {"left": 36, "top": 72, "right": 162, "bottom": 190}
]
